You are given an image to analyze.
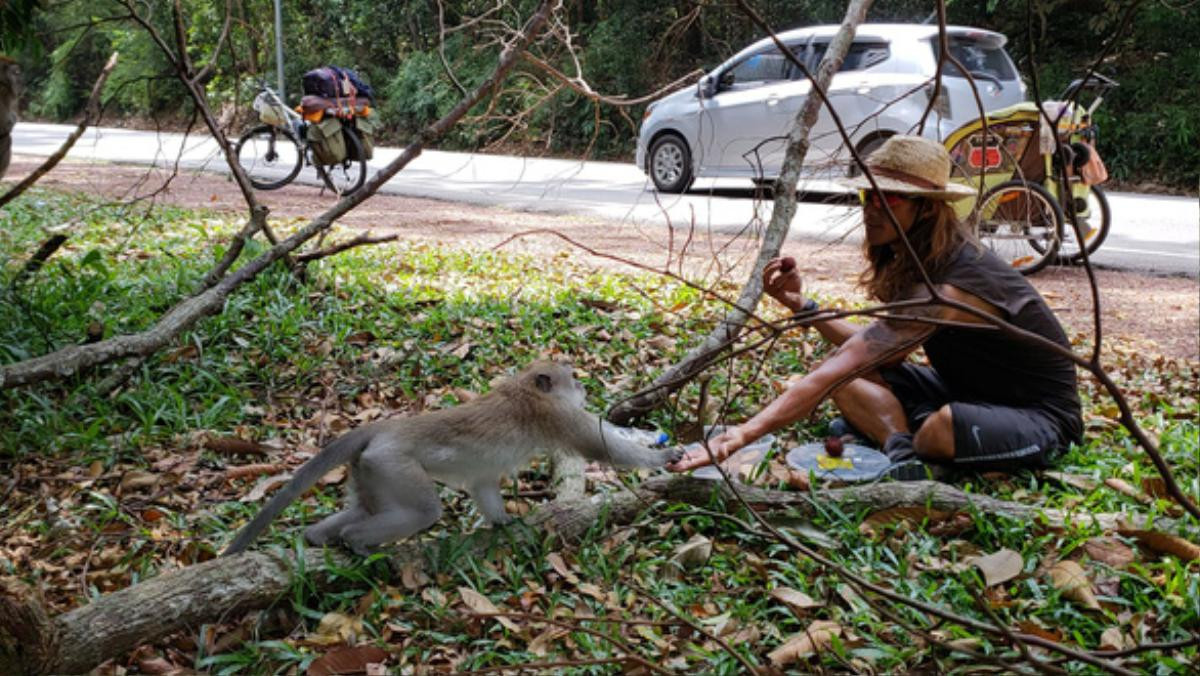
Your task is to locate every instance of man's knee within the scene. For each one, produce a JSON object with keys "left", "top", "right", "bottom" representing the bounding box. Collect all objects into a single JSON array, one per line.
[{"left": 914, "top": 405, "right": 955, "bottom": 461}]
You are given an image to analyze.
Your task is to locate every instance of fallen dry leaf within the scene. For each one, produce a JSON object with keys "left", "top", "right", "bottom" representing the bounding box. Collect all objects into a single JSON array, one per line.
[
  {"left": 204, "top": 435, "right": 268, "bottom": 457},
  {"left": 1016, "top": 620, "right": 1063, "bottom": 643},
  {"left": 546, "top": 552, "right": 579, "bottom": 584},
  {"left": 307, "top": 645, "right": 389, "bottom": 676},
  {"left": 119, "top": 469, "right": 160, "bottom": 493},
  {"left": 311, "top": 612, "right": 365, "bottom": 646},
  {"left": 1042, "top": 471, "right": 1098, "bottom": 492},
  {"left": 1118, "top": 529, "right": 1200, "bottom": 562},
  {"left": 1140, "top": 476, "right": 1170, "bottom": 500},
  {"left": 967, "top": 548, "right": 1023, "bottom": 587},
  {"left": 459, "top": 587, "right": 520, "bottom": 631},
  {"left": 670, "top": 534, "right": 712, "bottom": 570},
  {"left": 769, "top": 587, "right": 822, "bottom": 613},
  {"left": 1104, "top": 477, "right": 1150, "bottom": 503},
  {"left": 1082, "top": 537, "right": 1135, "bottom": 568},
  {"left": 768, "top": 619, "right": 843, "bottom": 666},
  {"left": 226, "top": 463, "right": 286, "bottom": 481},
  {"left": 1099, "top": 627, "right": 1133, "bottom": 652},
  {"left": 527, "top": 626, "right": 569, "bottom": 656},
  {"left": 1048, "top": 560, "right": 1101, "bottom": 610},
  {"left": 241, "top": 473, "right": 292, "bottom": 503}
]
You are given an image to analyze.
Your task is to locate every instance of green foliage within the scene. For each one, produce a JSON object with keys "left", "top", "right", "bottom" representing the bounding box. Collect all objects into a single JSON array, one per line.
[{"left": 11, "top": 1, "right": 1198, "bottom": 186}]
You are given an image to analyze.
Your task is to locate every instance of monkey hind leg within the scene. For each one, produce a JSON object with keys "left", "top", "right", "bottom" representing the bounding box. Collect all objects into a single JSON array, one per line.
[
  {"left": 337, "top": 455, "right": 443, "bottom": 554},
  {"left": 338, "top": 505, "right": 443, "bottom": 555},
  {"left": 305, "top": 506, "right": 368, "bottom": 546}
]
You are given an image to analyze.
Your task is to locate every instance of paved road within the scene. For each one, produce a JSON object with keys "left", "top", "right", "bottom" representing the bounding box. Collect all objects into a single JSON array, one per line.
[{"left": 10, "top": 122, "right": 1199, "bottom": 277}]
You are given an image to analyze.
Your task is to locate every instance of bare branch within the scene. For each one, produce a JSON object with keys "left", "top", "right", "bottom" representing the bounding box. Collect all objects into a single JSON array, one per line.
[
  {"left": 295, "top": 231, "right": 400, "bottom": 263},
  {"left": 0, "top": 52, "right": 119, "bottom": 209},
  {"left": 606, "top": 0, "right": 874, "bottom": 425},
  {"left": 521, "top": 51, "right": 704, "bottom": 107}
]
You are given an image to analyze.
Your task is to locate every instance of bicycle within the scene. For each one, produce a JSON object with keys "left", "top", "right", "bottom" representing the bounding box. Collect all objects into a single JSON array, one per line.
[
  {"left": 234, "top": 83, "right": 368, "bottom": 196},
  {"left": 945, "top": 73, "right": 1117, "bottom": 274}
]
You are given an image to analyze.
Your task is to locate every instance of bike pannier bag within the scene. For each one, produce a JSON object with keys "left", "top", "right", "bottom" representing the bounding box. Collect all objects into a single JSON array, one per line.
[
  {"left": 353, "top": 117, "right": 375, "bottom": 160},
  {"left": 307, "top": 116, "right": 347, "bottom": 165}
]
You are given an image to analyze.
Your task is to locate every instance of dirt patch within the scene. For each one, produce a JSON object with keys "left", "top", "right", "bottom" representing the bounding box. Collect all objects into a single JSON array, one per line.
[{"left": 6, "top": 154, "right": 1198, "bottom": 361}]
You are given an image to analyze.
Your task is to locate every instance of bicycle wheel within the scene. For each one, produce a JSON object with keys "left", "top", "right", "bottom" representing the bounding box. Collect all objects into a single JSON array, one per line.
[
  {"left": 235, "top": 125, "right": 303, "bottom": 190},
  {"left": 319, "top": 127, "right": 367, "bottom": 196},
  {"left": 1058, "top": 184, "right": 1111, "bottom": 264},
  {"left": 973, "top": 179, "right": 1063, "bottom": 275}
]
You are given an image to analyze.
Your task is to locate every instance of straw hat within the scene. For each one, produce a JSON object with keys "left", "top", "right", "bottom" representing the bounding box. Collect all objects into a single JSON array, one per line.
[{"left": 841, "top": 135, "right": 975, "bottom": 201}]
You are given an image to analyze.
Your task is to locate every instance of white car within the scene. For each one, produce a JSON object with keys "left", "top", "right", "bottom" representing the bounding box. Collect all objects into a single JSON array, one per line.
[{"left": 636, "top": 23, "right": 1027, "bottom": 193}]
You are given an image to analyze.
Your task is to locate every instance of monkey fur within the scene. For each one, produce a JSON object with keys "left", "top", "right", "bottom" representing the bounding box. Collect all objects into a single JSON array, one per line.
[{"left": 224, "top": 360, "right": 679, "bottom": 555}]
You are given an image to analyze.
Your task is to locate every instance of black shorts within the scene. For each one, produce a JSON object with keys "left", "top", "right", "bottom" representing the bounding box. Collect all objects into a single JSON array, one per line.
[{"left": 880, "top": 363, "right": 1065, "bottom": 471}]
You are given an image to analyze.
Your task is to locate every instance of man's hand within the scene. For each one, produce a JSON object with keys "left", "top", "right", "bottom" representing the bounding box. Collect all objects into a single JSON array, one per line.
[
  {"left": 667, "top": 426, "right": 750, "bottom": 472},
  {"left": 763, "top": 257, "right": 808, "bottom": 312}
]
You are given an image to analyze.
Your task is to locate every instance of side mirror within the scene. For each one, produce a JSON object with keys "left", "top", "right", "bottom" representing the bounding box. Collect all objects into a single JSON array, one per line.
[{"left": 698, "top": 74, "right": 716, "bottom": 99}]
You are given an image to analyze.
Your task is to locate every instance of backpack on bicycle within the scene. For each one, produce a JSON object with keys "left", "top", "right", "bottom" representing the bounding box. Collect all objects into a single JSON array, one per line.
[
  {"left": 302, "top": 66, "right": 375, "bottom": 102},
  {"left": 301, "top": 66, "right": 378, "bottom": 162}
]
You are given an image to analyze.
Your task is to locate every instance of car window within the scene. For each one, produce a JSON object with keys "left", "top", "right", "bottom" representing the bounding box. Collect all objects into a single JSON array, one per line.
[
  {"left": 804, "top": 41, "right": 890, "bottom": 74},
  {"left": 931, "top": 36, "right": 1017, "bottom": 81},
  {"left": 721, "top": 48, "right": 792, "bottom": 87}
]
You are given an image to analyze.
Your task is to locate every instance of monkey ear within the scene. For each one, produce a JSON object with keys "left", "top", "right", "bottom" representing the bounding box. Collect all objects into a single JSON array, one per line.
[{"left": 534, "top": 373, "right": 554, "bottom": 393}]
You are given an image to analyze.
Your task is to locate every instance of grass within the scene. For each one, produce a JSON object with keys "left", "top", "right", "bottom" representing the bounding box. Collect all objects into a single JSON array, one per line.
[{"left": 1, "top": 187, "right": 1197, "bottom": 673}]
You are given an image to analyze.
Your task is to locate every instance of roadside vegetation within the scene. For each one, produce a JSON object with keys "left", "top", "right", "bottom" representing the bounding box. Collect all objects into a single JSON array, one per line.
[
  {"left": 2, "top": 189, "right": 1196, "bottom": 672},
  {"left": 8, "top": 1, "right": 1200, "bottom": 190}
]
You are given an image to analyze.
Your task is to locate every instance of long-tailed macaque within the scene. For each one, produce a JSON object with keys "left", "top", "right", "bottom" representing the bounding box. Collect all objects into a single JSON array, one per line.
[{"left": 224, "top": 360, "right": 677, "bottom": 555}]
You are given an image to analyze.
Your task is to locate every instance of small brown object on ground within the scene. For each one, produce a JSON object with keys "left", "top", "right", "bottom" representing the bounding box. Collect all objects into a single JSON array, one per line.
[{"left": 824, "top": 436, "right": 844, "bottom": 458}]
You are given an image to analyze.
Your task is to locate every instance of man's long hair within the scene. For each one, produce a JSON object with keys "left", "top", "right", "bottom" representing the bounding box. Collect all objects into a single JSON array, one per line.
[{"left": 858, "top": 199, "right": 975, "bottom": 302}]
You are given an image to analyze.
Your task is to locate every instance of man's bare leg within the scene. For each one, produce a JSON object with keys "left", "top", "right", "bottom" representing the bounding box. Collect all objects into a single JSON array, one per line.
[
  {"left": 912, "top": 405, "right": 955, "bottom": 461},
  {"left": 830, "top": 378, "right": 910, "bottom": 445}
]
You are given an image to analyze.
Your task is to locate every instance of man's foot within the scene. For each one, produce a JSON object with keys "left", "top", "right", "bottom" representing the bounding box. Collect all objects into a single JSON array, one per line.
[
  {"left": 885, "top": 459, "right": 954, "bottom": 482},
  {"left": 882, "top": 432, "right": 954, "bottom": 481}
]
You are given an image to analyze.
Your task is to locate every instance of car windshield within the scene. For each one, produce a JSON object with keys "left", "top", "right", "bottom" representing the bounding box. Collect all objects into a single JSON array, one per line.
[{"left": 931, "top": 35, "right": 1017, "bottom": 81}]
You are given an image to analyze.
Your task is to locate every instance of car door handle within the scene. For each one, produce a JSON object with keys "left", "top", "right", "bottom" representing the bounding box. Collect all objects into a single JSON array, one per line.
[{"left": 766, "top": 97, "right": 780, "bottom": 107}]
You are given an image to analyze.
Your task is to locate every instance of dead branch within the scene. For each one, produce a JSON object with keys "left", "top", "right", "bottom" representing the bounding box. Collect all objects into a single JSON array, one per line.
[
  {"left": 10, "top": 235, "right": 69, "bottom": 287},
  {"left": 0, "top": 1, "right": 556, "bottom": 391},
  {"left": 295, "top": 231, "right": 401, "bottom": 263},
  {"left": 520, "top": 51, "right": 704, "bottom": 107},
  {"left": 606, "top": 0, "right": 874, "bottom": 425},
  {"left": 0, "top": 52, "right": 119, "bottom": 209}
]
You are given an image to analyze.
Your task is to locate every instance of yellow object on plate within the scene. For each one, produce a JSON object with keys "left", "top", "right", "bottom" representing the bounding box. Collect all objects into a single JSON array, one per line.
[{"left": 817, "top": 455, "right": 855, "bottom": 470}]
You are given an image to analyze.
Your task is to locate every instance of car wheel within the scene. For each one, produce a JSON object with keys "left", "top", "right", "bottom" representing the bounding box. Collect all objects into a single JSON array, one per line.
[
  {"left": 847, "top": 135, "right": 889, "bottom": 177},
  {"left": 649, "top": 135, "right": 694, "bottom": 193}
]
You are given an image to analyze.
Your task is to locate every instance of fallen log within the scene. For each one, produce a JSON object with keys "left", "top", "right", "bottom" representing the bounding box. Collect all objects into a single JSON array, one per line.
[{"left": 0, "top": 477, "right": 1179, "bottom": 674}]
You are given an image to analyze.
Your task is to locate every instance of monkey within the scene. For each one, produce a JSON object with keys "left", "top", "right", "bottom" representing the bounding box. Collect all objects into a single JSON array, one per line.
[{"left": 224, "top": 360, "right": 680, "bottom": 555}]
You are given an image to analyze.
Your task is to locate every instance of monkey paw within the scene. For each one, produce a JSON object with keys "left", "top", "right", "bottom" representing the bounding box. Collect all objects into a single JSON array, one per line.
[{"left": 663, "top": 446, "right": 685, "bottom": 466}]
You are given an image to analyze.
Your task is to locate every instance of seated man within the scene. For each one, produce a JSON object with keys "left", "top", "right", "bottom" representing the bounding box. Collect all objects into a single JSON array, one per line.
[{"left": 668, "top": 135, "right": 1082, "bottom": 478}]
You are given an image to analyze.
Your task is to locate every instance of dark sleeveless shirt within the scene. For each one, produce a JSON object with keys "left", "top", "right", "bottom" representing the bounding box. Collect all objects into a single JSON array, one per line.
[{"left": 920, "top": 243, "right": 1083, "bottom": 443}]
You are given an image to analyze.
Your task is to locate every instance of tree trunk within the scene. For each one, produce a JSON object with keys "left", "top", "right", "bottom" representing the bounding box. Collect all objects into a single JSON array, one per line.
[{"left": 0, "top": 57, "right": 21, "bottom": 181}]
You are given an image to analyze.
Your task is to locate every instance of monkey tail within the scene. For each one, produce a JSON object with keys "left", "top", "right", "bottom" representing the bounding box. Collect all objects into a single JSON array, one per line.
[{"left": 222, "top": 426, "right": 373, "bottom": 556}]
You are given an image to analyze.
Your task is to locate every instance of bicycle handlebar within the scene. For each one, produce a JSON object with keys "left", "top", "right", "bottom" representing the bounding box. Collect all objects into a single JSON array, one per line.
[{"left": 1059, "top": 72, "right": 1119, "bottom": 100}]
